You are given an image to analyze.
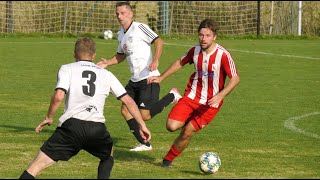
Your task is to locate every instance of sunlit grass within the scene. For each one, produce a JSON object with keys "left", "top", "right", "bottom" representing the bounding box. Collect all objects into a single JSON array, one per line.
[{"left": 0, "top": 37, "right": 319, "bottom": 178}]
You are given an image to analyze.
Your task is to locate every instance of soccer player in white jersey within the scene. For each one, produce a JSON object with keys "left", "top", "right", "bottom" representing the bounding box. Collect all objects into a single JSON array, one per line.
[
  {"left": 19, "top": 37, "right": 151, "bottom": 179},
  {"left": 97, "top": 1, "right": 181, "bottom": 152},
  {"left": 148, "top": 19, "right": 240, "bottom": 167}
]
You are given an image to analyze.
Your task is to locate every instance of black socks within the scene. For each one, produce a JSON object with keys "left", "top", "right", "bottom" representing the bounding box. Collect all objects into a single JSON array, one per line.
[
  {"left": 149, "top": 93, "right": 174, "bottom": 118},
  {"left": 19, "top": 170, "right": 35, "bottom": 179},
  {"left": 127, "top": 118, "right": 150, "bottom": 146}
]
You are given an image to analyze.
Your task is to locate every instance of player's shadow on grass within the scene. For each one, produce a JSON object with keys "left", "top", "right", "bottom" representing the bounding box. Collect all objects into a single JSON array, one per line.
[
  {"left": 0, "top": 124, "right": 54, "bottom": 133},
  {"left": 113, "top": 148, "right": 156, "bottom": 161}
]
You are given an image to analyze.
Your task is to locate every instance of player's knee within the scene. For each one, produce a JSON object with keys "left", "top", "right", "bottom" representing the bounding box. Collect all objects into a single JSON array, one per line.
[
  {"left": 121, "top": 106, "right": 129, "bottom": 116},
  {"left": 166, "top": 119, "right": 183, "bottom": 132},
  {"left": 141, "top": 114, "right": 151, "bottom": 121},
  {"left": 166, "top": 124, "right": 178, "bottom": 132},
  {"left": 139, "top": 109, "right": 151, "bottom": 121}
]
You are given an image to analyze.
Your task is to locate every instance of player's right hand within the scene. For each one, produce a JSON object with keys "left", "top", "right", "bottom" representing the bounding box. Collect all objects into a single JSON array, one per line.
[
  {"left": 139, "top": 126, "right": 151, "bottom": 142},
  {"left": 147, "top": 76, "right": 162, "bottom": 84},
  {"left": 35, "top": 117, "right": 53, "bottom": 133},
  {"left": 96, "top": 58, "right": 108, "bottom": 68}
]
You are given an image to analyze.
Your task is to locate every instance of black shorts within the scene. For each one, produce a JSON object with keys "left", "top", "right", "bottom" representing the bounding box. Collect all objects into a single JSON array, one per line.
[
  {"left": 40, "top": 118, "right": 113, "bottom": 162},
  {"left": 125, "top": 79, "right": 160, "bottom": 110}
]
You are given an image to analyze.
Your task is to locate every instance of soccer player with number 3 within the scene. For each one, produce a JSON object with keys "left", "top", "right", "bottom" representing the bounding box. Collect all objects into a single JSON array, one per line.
[{"left": 19, "top": 37, "right": 151, "bottom": 179}]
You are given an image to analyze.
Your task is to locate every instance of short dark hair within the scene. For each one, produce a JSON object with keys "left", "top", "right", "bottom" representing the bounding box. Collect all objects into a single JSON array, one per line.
[
  {"left": 74, "top": 37, "right": 96, "bottom": 57},
  {"left": 116, "top": 1, "right": 132, "bottom": 11},
  {"left": 198, "top": 19, "right": 219, "bottom": 35}
]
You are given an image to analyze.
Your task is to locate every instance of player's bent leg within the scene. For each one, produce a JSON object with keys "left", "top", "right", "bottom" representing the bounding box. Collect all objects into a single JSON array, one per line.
[
  {"left": 121, "top": 102, "right": 151, "bottom": 121},
  {"left": 166, "top": 118, "right": 185, "bottom": 132},
  {"left": 122, "top": 104, "right": 152, "bottom": 151},
  {"left": 121, "top": 104, "right": 133, "bottom": 120},
  {"left": 139, "top": 109, "right": 151, "bottom": 121},
  {"left": 174, "top": 122, "right": 197, "bottom": 151},
  {"left": 25, "top": 150, "right": 56, "bottom": 177},
  {"left": 161, "top": 122, "right": 197, "bottom": 168}
]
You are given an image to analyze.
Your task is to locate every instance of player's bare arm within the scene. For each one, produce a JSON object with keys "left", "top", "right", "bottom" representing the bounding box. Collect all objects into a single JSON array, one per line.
[
  {"left": 208, "top": 75, "right": 240, "bottom": 108},
  {"left": 120, "top": 94, "right": 151, "bottom": 142},
  {"left": 97, "top": 53, "right": 126, "bottom": 68},
  {"left": 35, "top": 89, "right": 65, "bottom": 133},
  {"left": 147, "top": 58, "right": 183, "bottom": 84},
  {"left": 149, "top": 37, "right": 163, "bottom": 71}
]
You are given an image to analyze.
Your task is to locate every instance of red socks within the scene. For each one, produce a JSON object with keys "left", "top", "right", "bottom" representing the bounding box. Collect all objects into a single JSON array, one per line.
[{"left": 164, "top": 144, "right": 182, "bottom": 162}]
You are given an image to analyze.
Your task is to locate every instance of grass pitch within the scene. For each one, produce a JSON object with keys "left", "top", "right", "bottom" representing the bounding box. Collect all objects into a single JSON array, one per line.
[{"left": 0, "top": 37, "right": 319, "bottom": 179}]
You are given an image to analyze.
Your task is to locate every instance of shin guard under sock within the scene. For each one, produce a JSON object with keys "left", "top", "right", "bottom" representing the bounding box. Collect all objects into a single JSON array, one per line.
[
  {"left": 19, "top": 170, "right": 35, "bottom": 179},
  {"left": 127, "top": 118, "right": 150, "bottom": 146},
  {"left": 164, "top": 144, "right": 182, "bottom": 162}
]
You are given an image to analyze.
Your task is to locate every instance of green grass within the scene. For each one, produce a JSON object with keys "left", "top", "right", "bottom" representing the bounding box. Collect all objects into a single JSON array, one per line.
[{"left": 0, "top": 37, "right": 319, "bottom": 179}]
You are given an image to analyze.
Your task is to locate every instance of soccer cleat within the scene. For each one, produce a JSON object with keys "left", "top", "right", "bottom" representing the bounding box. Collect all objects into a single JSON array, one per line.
[
  {"left": 129, "top": 143, "right": 153, "bottom": 151},
  {"left": 161, "top": 159, "right": 172, "bottom": 168},
  {"left": 169, "top": 88, "right": 182, "bottom": 103}
]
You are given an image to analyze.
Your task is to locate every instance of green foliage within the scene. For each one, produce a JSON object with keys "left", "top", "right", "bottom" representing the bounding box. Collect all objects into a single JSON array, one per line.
[
  {"left": 161, "top": 33, "right": 320, "bottom": 40},
  {"left": 1, "top": 1, "right": 320, "bottom": 36},
  {"left": 0, "top": 37, "right": 320, "bottom": 178},
  {"left": 2, "top": 32, "right": 319, "bottom": 41}
]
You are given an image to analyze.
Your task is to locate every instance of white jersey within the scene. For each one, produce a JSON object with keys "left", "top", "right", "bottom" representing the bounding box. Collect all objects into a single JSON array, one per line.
[
  {"left": 56, "top": 60, "right": 127, "bottom": 126},
  {"left": 117, "top": 21, "right": 160, "bottom": 82}
]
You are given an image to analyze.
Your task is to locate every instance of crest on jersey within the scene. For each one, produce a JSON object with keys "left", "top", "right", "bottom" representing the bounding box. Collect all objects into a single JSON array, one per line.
[
  {"left": 123, "top": 44, "right": 127, "bottom": 52},
  {"left": 212, "top": 64, "right": 217, "bottom": 71},
  {"left": 128, "top": 36, "right": 133, "bottom": 43}
]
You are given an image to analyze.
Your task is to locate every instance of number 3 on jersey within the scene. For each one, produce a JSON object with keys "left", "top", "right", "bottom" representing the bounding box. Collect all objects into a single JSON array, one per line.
[{"left": 82, "top": 70, "right": 96, "bottom": 97}]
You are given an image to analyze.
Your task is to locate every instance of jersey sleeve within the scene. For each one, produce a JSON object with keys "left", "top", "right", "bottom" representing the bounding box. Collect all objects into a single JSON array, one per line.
[
  {"left": 117, "top": 29, "right": 125, "bottom": 54},
  {"left": 180, "top": 47, "right": 196, "bottom": 65},
  {"left": 138, "top": 23, "right": 159, "bottom": 44},
  {"left": 55, "top": 65, "right": 70, "bottom": 92},
  {"left": 117, "top": 42, "right": 124, "bottom": 54},
  {"left": 221, "top": 52, "right": 238, "bottom": 78},
  {"left": 108, "top": 72, "right": 127, "bottom": 99}
]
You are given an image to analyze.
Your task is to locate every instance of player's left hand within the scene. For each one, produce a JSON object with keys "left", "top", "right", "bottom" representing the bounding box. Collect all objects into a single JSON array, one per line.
[
  {"left": 208, "top": 94, "right": 223, "bottom": 108},
  {"left": 35, "top": 117, "right": 53, "bottom": 133}
]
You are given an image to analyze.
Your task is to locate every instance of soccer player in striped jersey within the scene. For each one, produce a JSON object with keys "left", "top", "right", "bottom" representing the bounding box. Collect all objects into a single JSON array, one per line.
[
  {"left": 147, "top": 19, "right": 240, "bottom": 167},
  {"left": 97, "top": 1, "right": 181, "bottom": 152},
  {"left": 19, "top": 37, "right": 151, "bottom": 179}
]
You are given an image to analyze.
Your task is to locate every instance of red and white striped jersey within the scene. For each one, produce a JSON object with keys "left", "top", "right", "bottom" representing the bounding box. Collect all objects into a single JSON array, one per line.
[{"left": 180, "top": 44, "right": 238, "bottom": 105}]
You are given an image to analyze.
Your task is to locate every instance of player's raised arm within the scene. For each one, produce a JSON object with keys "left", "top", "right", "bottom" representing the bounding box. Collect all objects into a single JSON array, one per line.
[
  {"left": 97, "top": 53, "right": 126, "bottom": 68},
  {"left": 147, "top": 58, "right": 183, "bottom": 84}
]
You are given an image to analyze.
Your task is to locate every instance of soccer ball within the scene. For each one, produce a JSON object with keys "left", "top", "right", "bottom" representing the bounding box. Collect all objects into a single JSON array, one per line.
[
  {"left": 103, "top": 30, "right": 113, "bottom": 39},
  {"left": 199, "top": 152, "right": 221, "bottom": 174}
]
